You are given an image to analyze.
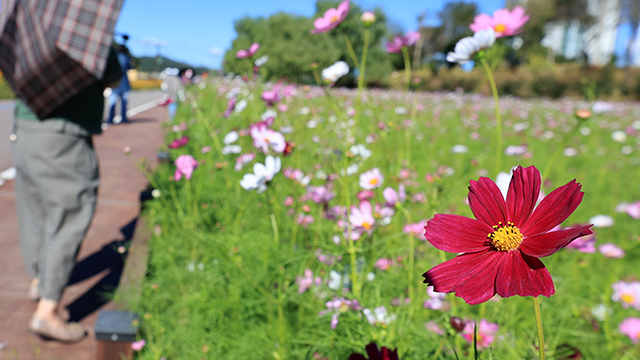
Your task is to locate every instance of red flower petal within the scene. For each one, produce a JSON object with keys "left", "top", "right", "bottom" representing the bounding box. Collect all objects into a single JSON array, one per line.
[
  {"left": 423, "top": 249, "right": 506, "bottom": 305},
  {"left": 468, "top": 177, "right": 507, "bottom": 227},
  {"left": 506, "top": 165, "right": 540, "bottom": 226},
  {"left": 424, "top": 214, "right": 493, "bottom": 253},
  {"left": 495, "top": 251, "right": 555, "bottom": 298},
  {"left": 520, "top": 224, "right": 593, "bottom": 258},
  {"left": 521, "top": 179, "right": 584, "bottom": 236}
]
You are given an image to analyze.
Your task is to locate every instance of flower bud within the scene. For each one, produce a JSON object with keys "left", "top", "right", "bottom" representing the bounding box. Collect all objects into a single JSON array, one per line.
[
  {"left": 450, "top": 316, "right": 465, "bottom": 332},
  {"left": 361, "top": 11, "right": 376, "bottom": 26},
  {"left": 575, "top": 109, "right": 592, "bottom": 121}
]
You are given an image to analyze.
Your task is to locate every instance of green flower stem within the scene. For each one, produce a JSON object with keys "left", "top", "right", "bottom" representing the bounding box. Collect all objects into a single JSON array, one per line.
[
  {"left": 356, "top": 28, "right": 370, "bottom": 106},
  {"left": 480, "top": 57, "right": 503, "bottom": 176},
  {"left": 342, "top": 155, "right": 359, "bottom": 298},
  {"left": 343, "top": 34, "right": 360, "bottom": 69},
  {"left": 533, "top": 297, "right": 545, "bottom": 360},
  {"left": 540, "top": 121, "right": 583, "bottom": 184},
  {"left": 401, "top": 46, "right": 412, "bottom": 91},
  {"left": 312, "top": 68, "right": 323, "bottom": 86},
  {"left": 397, "top": 204, "right": 415, "bottom": 314}
]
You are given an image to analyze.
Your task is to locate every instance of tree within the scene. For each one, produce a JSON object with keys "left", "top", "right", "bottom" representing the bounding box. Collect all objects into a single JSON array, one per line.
[
  {"left": 223, "top": 1, "right": 394, "bottom": 86},
  {"left": 435, "top": 1, "right": 478, "bottom": 50},
  {"left": 313, "top": 0, "right": 393, "bottom": 86},
  {"left": 223, "top": 13, "right": 340, "bottom": 83}
]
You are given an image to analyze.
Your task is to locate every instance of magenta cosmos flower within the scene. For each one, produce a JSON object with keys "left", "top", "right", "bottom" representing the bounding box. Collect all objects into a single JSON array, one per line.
[
  {"left": 386, "top": 31, "right": 421, "bottom": 53},
  {"left": 174, "top": 154, "right": 198, "bottom": 181},
  {"left": 236, "top": 43, "right": 260, "bottom": 59},
  {"left": 422, "top": 165, "right": 592, "bottom": 305},
  {"left": 311, "top": 0, "right": 349, "bottom": 34},
  {"left": 469, "top": 6, "right": 529, "bottom": 38}
]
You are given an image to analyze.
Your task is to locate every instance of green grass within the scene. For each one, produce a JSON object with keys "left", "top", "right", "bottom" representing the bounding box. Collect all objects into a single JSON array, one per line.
[{"left": 125, "top": 79, "right": 640, "bottom": 359}]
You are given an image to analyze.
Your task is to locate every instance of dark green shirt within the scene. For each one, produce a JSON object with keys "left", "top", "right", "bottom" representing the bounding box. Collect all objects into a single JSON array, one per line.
[{"left": 14, "top": 47, "right": 122, "bottom": 134}]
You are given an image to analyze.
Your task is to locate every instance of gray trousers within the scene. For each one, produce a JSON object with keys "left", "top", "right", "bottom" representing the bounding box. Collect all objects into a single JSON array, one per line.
[{"left": 11, "top": 119, "right": 99, "bottom": 302}]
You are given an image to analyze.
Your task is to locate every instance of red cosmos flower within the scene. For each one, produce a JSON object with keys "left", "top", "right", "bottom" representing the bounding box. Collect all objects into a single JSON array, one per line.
[{"left": 422, "top": 165, "right": 592, "bottom": 305}]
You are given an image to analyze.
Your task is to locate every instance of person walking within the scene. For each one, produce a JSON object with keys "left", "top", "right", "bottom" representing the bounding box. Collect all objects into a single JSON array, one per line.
[
  {"left": 0, "top": 0, "right": 124, "bottom": 343},
  {"left": 106, "top": 36, "right": 134, "bottom": 125}
]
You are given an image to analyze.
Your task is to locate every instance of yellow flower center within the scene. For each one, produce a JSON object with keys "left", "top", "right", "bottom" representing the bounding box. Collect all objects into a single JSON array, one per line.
[
  {"left": 331, "top": 15, "right": 340, "bottom": 23},
  {"left": 362, "top": 221, "right": 372, "bottom": 230},
  {"left": 488, "top": 222, "right": 523, "bottom": 251},
  {"left": 369, "top": 178, "right": 379, "bottom": 186},
  {"left": 622, "top": 293, "right": 635, "bottom": 304},
  {"left": 494, "top": 24, "right": 507, "bottom": 33}
]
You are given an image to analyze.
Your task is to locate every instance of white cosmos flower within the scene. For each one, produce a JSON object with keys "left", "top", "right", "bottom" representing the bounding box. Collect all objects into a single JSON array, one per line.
[
  {"left": 235, "top": 99, "right": 247, "bottom": 113},
  {"left": 446, "top": 29, "right": 496, "bottom": 64},
  {"left": 363, "top": 306, "right": 396, "bottom": 326},
  {"left": 350, "top": 144, "right": 372, "bottom": 159},
  {"left": 251, "top": 126, "right": 286, "bottom": 154},
  {"left": 239, "top": 155, "right": 281, "bottom": 193},
  {"left": 223, "top": 131, "right": 239, "bottom": 144},
  {"left": 359, "top": 168, "right": 384, "bottom": 190},
  {"left": 612, "top": 130, "right": 627, "bottom": 143},
  {"left": 589, "top": 214, "right": 614, "bottom": 228},
  {"left": 262, "top": 109, "right": 277, "bottom": 120},
  {"left": 221, "top": 145, "right": 242, "bottom": 155},
  {"left": 451, "top": 144, "right": 468, "bottom": 154},
  {"left": 321, "top": 61, "right": 350, "bottom": 83},
  {"left": 255, "top": 55, "right": 269, "bottom": 67}
]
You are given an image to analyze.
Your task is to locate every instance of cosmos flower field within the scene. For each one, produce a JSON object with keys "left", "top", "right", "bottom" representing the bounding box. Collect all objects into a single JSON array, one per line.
[
  {"left": 126, "top": 75, "right": 640, "bottom": 359},
  {"left": 120, "top": 2, "right": 640, "bottom": 359}
]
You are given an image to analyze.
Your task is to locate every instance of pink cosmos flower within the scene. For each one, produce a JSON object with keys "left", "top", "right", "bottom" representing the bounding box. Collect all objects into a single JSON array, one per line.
[
  {"left": 612, "top": 281, "right": 640, "bottom": 310},
  {"left": 403, "top": 220, "right": 428, "bottom": 240},
  {"left": 308, "top": 186, "right": 335, "bottom": 205},
  {"left": 375, "top": 257, "right": 394, "bottom": 271},
  {"left": 131, "top": 339, "right": 146, "bottom": 351},
  {"left": 357, "top": 190, "right": 375, "bottom": 201},
  {"left": 461, "top": 320, "right": 499, "bottom": 349},
  {"left": 174, "top": 155, "right": 198, "bottom": 181},
  {"left": 319, "top": 297, "right": 361, "bottom": 329},
  {"left": 249, "top": 117, "right": 275, "bottom": 132},
  {"left": 311, "top": 0, "right": 350, "bottom": 34},
  {"left": 383, "top": 184, "right": 406, "bottom": 207},
  {"left": 262, "top": 83, "right": 281, "bottom": 107},
  {"left": 625, "top": 201, "right": 640, "bottom": 219},
  {"left": 297, "top": 214, "right": 315, "bottom": 227},
  {"left": 169, "top": 136, "right": 189, "bottom": 149},
  {"left": 359, "top": 168, "right": 384, "bottom": 190},
  {"left": 236, "top": 43, "right": 260, "bottom": 59},
  {"left": 296, "top": 269, "right": 322, "bottom": 294},
  {"left": 619, "top": 317, "right": 640, "bottom": 343},
  {"left": 565, "top": 231, "right": 596, "bottom": 253},
  {"left": 349, "top": 200, "right": 375, "bottom": 231},
  {"left": 425, "top": 321, "right": 445, "bottom": 335},
  {"left": 424, "top": 286, "right": 447, "bottom": 310},
  {"left": 250, "top": 125, "right": 286, "bottom": 154},
  {"left": 224, "top": 97, "right": 236, "bottom": 118},
  {"left": 599, "top": 243, "right": 625, "bottom": 258},
  {"left": 469, "top": 6, "right": 530, "bottom": 38},
  {"left": 373, "top": 203, "right": 395, "bottom": 220},
  {"left": 234, "top": 153, "right": 256, "bottom": 172},
  {"left": 386, "top": 31, "right": 421, "bottom": 53}
]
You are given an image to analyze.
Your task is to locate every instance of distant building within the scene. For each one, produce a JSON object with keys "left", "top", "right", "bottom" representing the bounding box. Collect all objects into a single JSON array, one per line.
[{"left": 508, "top": 0, "right": 623, "bottom": 66}]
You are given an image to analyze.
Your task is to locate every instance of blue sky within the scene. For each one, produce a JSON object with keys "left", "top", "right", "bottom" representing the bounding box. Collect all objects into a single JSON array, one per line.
[
  {"left": 114, "top": 0, "right": 505, "bottom": 68},
  {"left": 114, "top": 0, "right": 635, "bottom": 69}
]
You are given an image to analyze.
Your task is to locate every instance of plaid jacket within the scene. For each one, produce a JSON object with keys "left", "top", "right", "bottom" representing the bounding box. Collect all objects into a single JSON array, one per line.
[{"left": 0, "top": 0, "right": 123, "bottom": 119}]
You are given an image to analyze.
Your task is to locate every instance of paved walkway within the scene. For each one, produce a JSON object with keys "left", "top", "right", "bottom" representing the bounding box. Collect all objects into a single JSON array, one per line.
[{"left": 0, "top": 99, "right": 167, "bottom": 359}]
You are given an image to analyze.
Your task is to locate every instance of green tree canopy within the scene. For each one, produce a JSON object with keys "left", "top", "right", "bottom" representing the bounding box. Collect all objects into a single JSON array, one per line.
[{"left": 223, "top": 1, "right": 393, "bottom": 86}]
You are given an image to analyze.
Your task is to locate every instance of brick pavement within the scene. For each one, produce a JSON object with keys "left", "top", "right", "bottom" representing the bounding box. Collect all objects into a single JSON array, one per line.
[{"left": 0, "top": 106, "right": 167, "bottom": 360}]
